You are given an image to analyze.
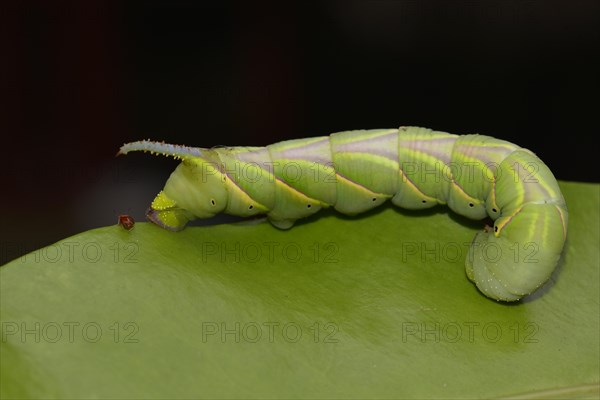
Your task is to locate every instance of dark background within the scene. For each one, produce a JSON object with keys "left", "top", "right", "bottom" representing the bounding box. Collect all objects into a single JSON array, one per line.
[{"left": 2, "top": 0, "right": 599, "bottom": 264}]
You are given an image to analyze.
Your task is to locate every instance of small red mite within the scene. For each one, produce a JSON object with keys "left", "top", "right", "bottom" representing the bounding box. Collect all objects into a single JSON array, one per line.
[{"left": 118, "top": 215, "right": 135, "bottom": 231}]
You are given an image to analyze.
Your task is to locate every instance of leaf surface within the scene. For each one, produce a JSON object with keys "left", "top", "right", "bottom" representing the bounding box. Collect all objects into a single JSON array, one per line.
[{"left": 1, "top": 182, "right": 598, "bottom": 399}]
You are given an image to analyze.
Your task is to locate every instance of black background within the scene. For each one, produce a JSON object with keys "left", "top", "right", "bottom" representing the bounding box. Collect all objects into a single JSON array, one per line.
[{"left": 2, "top": 0, "right": 599, "bottom": 263}]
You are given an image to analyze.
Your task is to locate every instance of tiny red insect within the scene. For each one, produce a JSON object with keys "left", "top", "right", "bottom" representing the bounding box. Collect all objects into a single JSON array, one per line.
[{"left": 118, "top": 215, "right": 135, "bottom": 231}]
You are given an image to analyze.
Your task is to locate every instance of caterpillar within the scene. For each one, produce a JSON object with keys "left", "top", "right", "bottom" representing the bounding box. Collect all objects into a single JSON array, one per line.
[{"left": 118, "top": 126, "right": 568, "bottom": 302}]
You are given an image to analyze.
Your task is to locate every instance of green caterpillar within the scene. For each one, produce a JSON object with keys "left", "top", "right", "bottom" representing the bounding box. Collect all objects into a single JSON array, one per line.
[{"left": 119, "top": 126, "right": 568, "bottom": 302}]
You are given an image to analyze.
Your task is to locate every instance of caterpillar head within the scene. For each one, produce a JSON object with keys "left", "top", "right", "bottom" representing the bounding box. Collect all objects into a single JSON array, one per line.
[
  {"left": 146, "top": 159, "right": 228, "bottom": 231},
  {"left": 118, "top": 141, "right": 228, "bottom": 231}
]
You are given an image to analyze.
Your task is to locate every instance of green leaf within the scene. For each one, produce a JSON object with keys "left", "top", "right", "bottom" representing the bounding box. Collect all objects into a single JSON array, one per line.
[{"left": 1, "top": 181, "right": 598, "bottom": 399}]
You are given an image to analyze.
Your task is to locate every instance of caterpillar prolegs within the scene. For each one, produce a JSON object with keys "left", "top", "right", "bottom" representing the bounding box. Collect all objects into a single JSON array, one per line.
[{"left": 119, "top": 126, "right": 568, "bottom": 302}]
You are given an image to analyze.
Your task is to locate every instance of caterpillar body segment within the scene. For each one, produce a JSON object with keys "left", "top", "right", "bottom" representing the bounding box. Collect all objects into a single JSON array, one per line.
[{"left": 119, "top": 126, "right": 568, "bottom": 302}]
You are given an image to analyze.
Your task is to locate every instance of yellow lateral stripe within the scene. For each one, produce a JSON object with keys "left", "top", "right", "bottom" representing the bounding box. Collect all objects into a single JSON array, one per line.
[
  {"left": 494, "top": 206, "right": 523, "bottom": 237},
  {"left": 335, "top": 173, "right": 390, "bottom": 198},
  {"left": 450, "top": 179, "right": 480, "bottom": 202},
  {"left": 398, "top": 169, "right": 438, "bottom": 202},
  {"left": 273, "top": 176, "right": 329, "bottom": 206},
  {"left": 222, "top": 175, "right": 269, "bottom": 212}
]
